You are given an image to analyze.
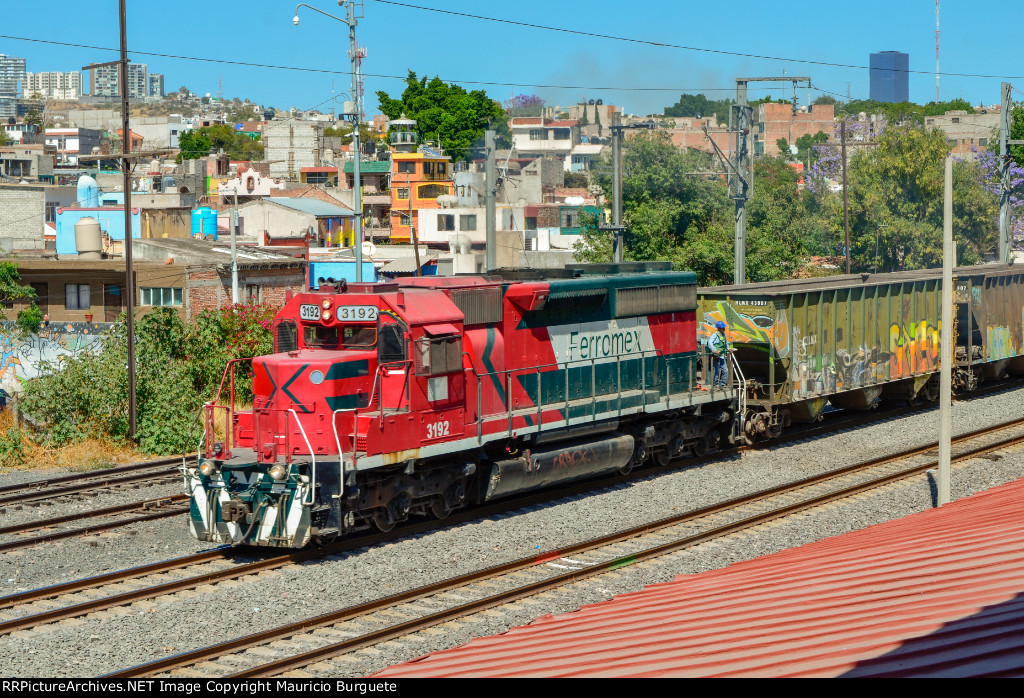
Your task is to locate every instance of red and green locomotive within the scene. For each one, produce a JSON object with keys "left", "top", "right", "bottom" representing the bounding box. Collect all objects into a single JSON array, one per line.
[{"left": 185, "top": 263, "right": 736, "bottom": 547}]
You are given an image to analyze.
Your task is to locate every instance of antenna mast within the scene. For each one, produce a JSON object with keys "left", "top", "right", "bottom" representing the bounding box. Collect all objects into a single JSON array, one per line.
[{"left": 935, "top": 1, "right": 940, "bottom": 103}]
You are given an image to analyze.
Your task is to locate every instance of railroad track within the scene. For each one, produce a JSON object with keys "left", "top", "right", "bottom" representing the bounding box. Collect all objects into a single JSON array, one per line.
[
  {"left": 0, "top": 457, "right": 186, "bottom": 507},
  {"left": 0, "top": 396, "right": 937, "bottom": 633},
  {"left": 102, "top": 416, "right": 1024, "bottom": 679},
  {"left": 1, "top": 394, "right": 1020, "bottom": 643},
  {"left": 0, "top": 495, "right": 189, "bottom": 553}
]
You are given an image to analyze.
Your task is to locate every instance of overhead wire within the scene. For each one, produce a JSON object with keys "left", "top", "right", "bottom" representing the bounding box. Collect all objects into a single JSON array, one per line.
[{"left": 372, "top": 1, "right": 1024, "bottom": 82}]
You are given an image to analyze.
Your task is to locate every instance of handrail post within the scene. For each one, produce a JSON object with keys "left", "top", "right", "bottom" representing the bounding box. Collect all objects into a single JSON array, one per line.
[{"left": 507, "top": 370, "right": 513, "bottom": 437}]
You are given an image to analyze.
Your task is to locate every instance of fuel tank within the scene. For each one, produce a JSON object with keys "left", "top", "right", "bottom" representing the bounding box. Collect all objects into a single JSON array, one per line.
[{"left": 484, "top": 433, "right": 634, "bottom": 500}]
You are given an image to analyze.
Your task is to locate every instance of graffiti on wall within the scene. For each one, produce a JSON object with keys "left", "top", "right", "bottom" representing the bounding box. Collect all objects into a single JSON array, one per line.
[
  {"left": 0, "top": 324, "right": 107, "bottom": 394},
  {"left": 889, "top": 320, "right": 940, "bottom": 378},
  {"left": 700, "top": 301, "right": 791, "bottom": 358}
]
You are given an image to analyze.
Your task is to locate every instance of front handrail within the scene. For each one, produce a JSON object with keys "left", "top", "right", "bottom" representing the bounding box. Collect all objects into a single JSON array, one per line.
[
  {"left": 287, "top": 408, "right": 317, "bottom": 505},
  {"left": 730, "top": 349, "right": 748, "bottom": 435}
]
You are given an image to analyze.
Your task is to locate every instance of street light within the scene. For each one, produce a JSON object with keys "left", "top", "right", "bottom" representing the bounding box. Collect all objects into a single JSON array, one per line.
[{"left": 293, "top": 1, "right": 364, "bottom": 282}]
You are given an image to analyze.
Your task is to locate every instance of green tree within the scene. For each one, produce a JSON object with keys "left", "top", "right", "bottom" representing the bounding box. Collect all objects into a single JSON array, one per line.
[
  {"left": 847, "top": 123, "right": 997, "bottom": 271},
  {"left": 176, "top": 125, "right": 263, "bottom": 163},
  {"left": 176, "top": 129, "right": 212, "bottom": 162},
  {"left": 0, "top": 262, "right": 41, "bottom": 335},
  {"left": 664, "top": 93, "right": 732, "bottom": 126},
  {"left": 376, "top": 71, "right": 508, "bottom": 161}
]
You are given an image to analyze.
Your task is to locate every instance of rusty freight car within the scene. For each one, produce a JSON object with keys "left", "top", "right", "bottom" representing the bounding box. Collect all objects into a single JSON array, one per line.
[{"left": 698, "top": 264, "right": 1024, "bottom": 439}]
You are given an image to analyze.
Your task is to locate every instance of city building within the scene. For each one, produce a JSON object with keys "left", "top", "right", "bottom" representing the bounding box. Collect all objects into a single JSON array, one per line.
[
  {"left": 388, "top": 115, "right": 454, "bottom": 242},
  {"left": 870, "top": 51, "right": 910, "bottom": 103},
  {"left": 24, "top": 72, "right": 82, "bottom": 100},
  {"left": 148, "top": 73, "right": 164, "bottom": 98},
  {"left": 0, "top": 54, "right": 26, "bottom": 119},
  {"left": 237, "top": 196, "right": 354, "bottom": 249},
  {"left": 44, "top": 127, "right": 103, "bottom": 166},
  {"left": 753, "top": 103, "right": 835, "bottom": 157},
  {"left": 89, "top": 62, "right": 148, "bottom": 99},
  {"left": 1, "top": 121, "right": 41, "bottom": 145},
  {"left": 545, "top": 101, "right": 622, "bottom": 141},
  {"left": 926, "top": 109, "right": 1001, "bottom": 157},
  {"left": 0, "top": 143, "right": 55, "bottom": 182},
  {"left": 263, "top": 120, "right": 325, "bottom": 179},
  {"left": 509, "top": 117, "right": 581, "bottom": 166},
  {"left": 5, "top": 240, "right": 306, "bottom": 324}
]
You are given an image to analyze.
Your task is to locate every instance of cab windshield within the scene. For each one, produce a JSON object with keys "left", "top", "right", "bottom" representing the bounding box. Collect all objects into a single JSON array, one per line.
[{"left": 301, "top": 324, "right": 377, "bottom": 350}]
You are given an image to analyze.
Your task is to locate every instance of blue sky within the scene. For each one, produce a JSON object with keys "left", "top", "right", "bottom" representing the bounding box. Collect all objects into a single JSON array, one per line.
[{"left": 3, "top": 1, "right": 1022, "bottom": 116}]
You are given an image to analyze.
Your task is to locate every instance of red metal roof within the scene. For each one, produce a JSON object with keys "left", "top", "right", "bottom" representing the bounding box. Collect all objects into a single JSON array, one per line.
[{"left": 374, "top": 477, "right": 1024, "bottom": 678}]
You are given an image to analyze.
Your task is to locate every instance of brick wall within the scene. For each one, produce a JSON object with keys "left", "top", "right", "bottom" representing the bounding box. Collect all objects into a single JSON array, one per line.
[
  {"left": 536, "top": 205, "right": 560, "bottom": 228},
  {"left": 185, "top": 265, "right": 306, "bottom": 318},
  {"left": 755, "top": 103, "right": 835, "bottom": 157}
]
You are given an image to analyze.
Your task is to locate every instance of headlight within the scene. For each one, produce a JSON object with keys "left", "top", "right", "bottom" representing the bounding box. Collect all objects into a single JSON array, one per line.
[
  {"left": 199, "top": 459, "right": 217, "bottom": 476},
  {"left": 321, "top": 299, "right": 333, "bottom": 310},
  {"left": 269, "top": 464, "right": 288, "bottom": 481},
  {"left": 322, "top": 310, "right": 332, "bottom": 321}
]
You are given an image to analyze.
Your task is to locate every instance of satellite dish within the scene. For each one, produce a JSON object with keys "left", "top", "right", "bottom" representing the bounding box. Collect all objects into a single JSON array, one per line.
[
  {"left": 361, "top": 240, "right": 377, "bottom": 257},
  {"left": 789, "top": 144, "right": 799, "bottom": 155}
]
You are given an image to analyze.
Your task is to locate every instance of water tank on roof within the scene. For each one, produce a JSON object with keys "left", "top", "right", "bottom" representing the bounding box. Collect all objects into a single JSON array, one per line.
[
  {"left": 75, "top": 217, "right": 103, "bottom": 260},
  {"left": 564, "top": 196, "right": 586, "bottom": 206},
  {"left": 191, "top": 207, "right": 218, "bottom": 241},
  {"left": 77, "top": 175, "right": 99, "bottom": 208}
]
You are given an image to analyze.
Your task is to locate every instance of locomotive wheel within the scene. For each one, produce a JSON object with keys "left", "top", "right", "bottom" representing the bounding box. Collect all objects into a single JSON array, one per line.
[
  {"left": 430, "top": 497, "right": 452, "bottom": 520},
  {"left": 654, "top": 450, "right": 672, "bottom": 466},
  {"left": 692, "top": 438, "right": 707, "bottom": 457},
  {"left": 372, "top": 509, "right": 396, "bottom": 532}
]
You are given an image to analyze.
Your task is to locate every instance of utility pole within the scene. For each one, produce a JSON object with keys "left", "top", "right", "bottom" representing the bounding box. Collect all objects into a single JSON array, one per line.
[
  {"left": 232, "top": 191, "right": 239, "bottom": 302},
  {"left": 347, "top": 0, "right": 363, "bottom": 282},
  {"left": 611, "top": 113, "right": 624, "bottom": 263},
  {"left": 939, "top": 155, "right": 953, "bottom": 506},
  {"left": 485, "top": 129, "right": 497, "bottom": 272},
  {"left": 118, "top": 0, "right": 137, "bottom": 443},
  {"left": 1000, "top": 81, "right": 1012, "bottom": 263},
  {"left": 842, "top": 121, "right": 850, "bottom": 274}
]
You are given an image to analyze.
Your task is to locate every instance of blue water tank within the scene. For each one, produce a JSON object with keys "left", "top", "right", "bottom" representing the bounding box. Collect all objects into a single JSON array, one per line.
[
  {"left": 76, "top": 174, "right": 99, "bottom": 208},
  {"left": 191, "top": 207, "right": 218, "bottom": 240}
]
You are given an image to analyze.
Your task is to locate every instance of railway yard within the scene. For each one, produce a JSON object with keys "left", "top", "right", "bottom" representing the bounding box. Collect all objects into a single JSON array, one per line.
[{"left": 0, "top": 384, "right": 1023, "bottom": 678}]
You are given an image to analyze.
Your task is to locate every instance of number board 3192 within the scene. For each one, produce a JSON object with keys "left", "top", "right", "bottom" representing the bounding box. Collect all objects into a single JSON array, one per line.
[{"left": 337, "top": 305, "right": 379, "bottom": 322}]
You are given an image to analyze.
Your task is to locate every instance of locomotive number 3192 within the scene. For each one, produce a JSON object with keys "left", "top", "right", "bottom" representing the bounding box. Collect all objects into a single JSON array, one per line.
[{"left": 426, "top": 420, "right": 451, "bottom": 440}]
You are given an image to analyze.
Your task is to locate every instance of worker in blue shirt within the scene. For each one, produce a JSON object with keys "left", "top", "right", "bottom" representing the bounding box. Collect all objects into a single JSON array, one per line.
[{"left": 708, "top": 320, "right": 730, "bottom": 388}]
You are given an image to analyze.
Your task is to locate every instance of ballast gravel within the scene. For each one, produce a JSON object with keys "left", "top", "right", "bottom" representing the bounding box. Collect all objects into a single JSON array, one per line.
[{"left": 1, "top": 387, "right": 1024, "bottom": 678}]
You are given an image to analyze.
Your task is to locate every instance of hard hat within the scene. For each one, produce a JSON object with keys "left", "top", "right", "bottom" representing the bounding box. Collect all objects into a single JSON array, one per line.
[{"left": 715, "top": 321, "right": 726, "bottom": 329}]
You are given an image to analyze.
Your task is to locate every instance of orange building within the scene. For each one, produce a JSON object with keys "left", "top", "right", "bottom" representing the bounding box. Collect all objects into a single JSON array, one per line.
[{"left": 388, "top": 115, "right": 454, "bottom": 242}]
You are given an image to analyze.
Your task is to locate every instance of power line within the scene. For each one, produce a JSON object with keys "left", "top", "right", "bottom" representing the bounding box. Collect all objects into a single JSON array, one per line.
[{"left": 372, "top": 1, "right": 1024, "bottom": 82}]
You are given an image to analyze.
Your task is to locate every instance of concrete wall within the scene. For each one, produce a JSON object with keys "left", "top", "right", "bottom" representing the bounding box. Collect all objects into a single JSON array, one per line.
[
  {"left": 264, "top": 121, "right": 324, "bottom": 179},
  {"left": 0, "top": 184, "right": 45, "bottom": 249}
]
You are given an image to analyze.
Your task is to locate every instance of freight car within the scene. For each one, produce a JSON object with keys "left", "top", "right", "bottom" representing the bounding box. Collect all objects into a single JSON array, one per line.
[
  {"left": 697, "top": 264, "right": 1024, "bottom": 439},
  {"left": 186, "top": 263, "right": 738, "bottom": 548}
]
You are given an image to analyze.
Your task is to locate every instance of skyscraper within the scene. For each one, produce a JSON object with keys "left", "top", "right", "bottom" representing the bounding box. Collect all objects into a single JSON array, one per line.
[
  {"left": 0, "top": 54, "right": 27, "bottom": 118},
  {"left": 89, "top": 62, "right": 148, "bottom": 99},
  {"left": 870, "top": 51, "right": 910, "bottom": 103},
  {"left": 148, "top": 73, "right": 164, "bottom": 98}
]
